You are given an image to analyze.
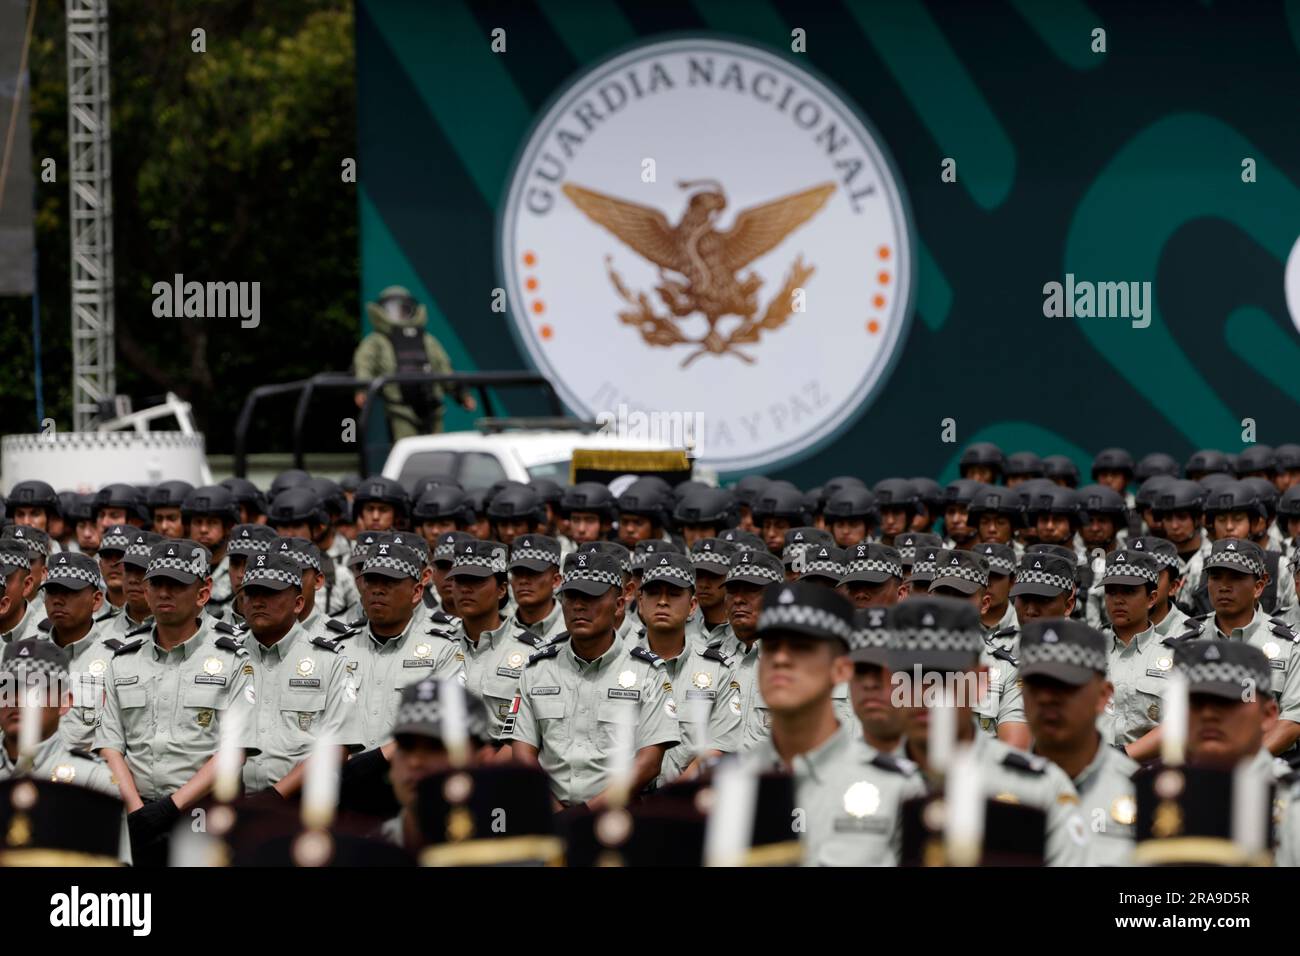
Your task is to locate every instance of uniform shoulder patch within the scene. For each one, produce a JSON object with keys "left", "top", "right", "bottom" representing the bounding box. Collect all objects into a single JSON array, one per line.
[
  {"left": 124, "top": 621, "right": 153, "bottom": 638},
  {"left": 67, "top": 749, "right": 104, "bottom": 763},
  {"left": 93, "top": 606, "right": 119, "bottom": 623},
  {"left": 990, "top": 646, "right": 1019, "bottom": 667},
  {"left": 1174, "top": 619, "right": 1205, "bottom": 641},
  {"left": 106, "top": 638, "right": 143, "bottom": 657},
  {"left": 429, "top": 609, "right": 459, "bottom": 627},
  {"left": 990, "top": 626, "right": 1019, "bottom": 640},
  {"left": 515, "top": 630, "right": 545, "bottom": 649},
  {"left": 1001, "top": 750, "right": 1047, "bottom": 775},
  {"left": 325, "top": 618, "right": 359, "bottom": 636},
  {"left": 527, "top": 641, "right": 564, "bottom": 666},
  {"left": 629, "top": 645, "right": 665, "bottom": 668},
  {"left": 213, "top": 635, "right": 249, "bottom": 658},
  {"left": 37, "top": 618, "right": 52, "bottom": 633},
  {"left": 1270, "top": 621, "right": 1299, "bottom": 643},
  {"left": 870, "top": 753, "right": 917, "bottom": 775},
  {"left": 700, "top": 642, "right": 732, "bottom": 665},
  {"left": 213, "top": 620, "right": 247, "bottom": 635},
  {"left": 310, "top": 635, "right": 343, "bottom": 654}
]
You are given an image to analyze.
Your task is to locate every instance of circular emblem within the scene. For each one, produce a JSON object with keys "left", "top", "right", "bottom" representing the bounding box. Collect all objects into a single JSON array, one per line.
[
  {"left": 692, "top": 671, "right": 712, "bottom": 690},
  {"left": 51, "top": 764, "right": 76, "bottom": 784},
  {"left": 87, "top": 659, "right": 106, "bottom": 676},
  {"left": 296, "top": 658, "right": 315, "bottom": 677},
  {"left": 203, "top": 657, "right": 223, "bottom": 676},
  {"left": 729, "top": 694, "right": 742, "bottom": 716},
  {"left": 665, "top": 697, "right": 678, "bottom": 719},
  {"left": 508, "top": 652, "right": 525, "bottom": 669},
  {"left": 1147, "top": 702, "right": 1160, "bottom": 721},
  {"left": 842, "top": 781, "right": 880, "bottom": 818},
  {"left": 1156, "top": 656, "right": 1172, "bottom": 671},
  {"left": 1111, "top": 795, "right": 1136, "bottom": 826},
  {"left": 617, "top": 669, "right": 637, "bottom": 689},
  {"left": 415, "top": 643, "right": 432, "bottom": 659},
  {"left": 500, "top": 38, "right": 914, "bottom": 473},
  {"left": 1263, "top": 641, "right": 1280, "bottom": 660}
]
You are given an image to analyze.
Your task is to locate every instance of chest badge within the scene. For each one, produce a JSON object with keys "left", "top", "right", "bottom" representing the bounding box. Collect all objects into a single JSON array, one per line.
[
  {"left": 692, "top": 671, "right": 712, "bottom": 690},
  {"left": 507, "top": 652, "right": 525, "bottom": 669},
  {"left": 202, "top": 657, "right": 223, "bottom": 676},
  {"left": 1155, "top": 656, "right": 1172, "bottom": 671},
  {"left": 51, "top": 764, "right": 76, "bottom": 784},
  {"left": 729, "top": 694, "right": 742, "bottom": 716},
  {"left": 1111, "top": 795, "right": 1136, "bottom": 826},
  {"left": 296, "top": 658, "right": 315, "bottom": 677},
  {"left": 196, "top": 709, "right": 214, "bottom": 728},
  {"left": 415, "top": 643, "right": 432, "bottom": 659},
  {"left": 1263, "top": 641, "right": 1280, "bottom": 660},
  {"left": 617, "top": 669, "right": 637, "bottom": 689},
  {"left": 842, "top": 781, "right": 880, "bottom": 818},
  {"left": 87, "top": 659, "right": 107, "bottom": 677}
]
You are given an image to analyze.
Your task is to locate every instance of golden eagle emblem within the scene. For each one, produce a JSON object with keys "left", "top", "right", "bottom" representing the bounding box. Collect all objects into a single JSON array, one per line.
[{"left": 562, "top": 180, "right": 835, "bottom": 366}]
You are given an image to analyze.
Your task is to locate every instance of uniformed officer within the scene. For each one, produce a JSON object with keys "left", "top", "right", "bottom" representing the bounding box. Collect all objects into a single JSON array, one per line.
[
  {"left": 847, "top": 607, "right": 905, "bottom": 755},
  {"left": 888, "top": 596, "right": 1089, "bottom": 865},
  {"left": 1174, "top": 538, "right": 1300, "bottom": 755},
  {"left": 346, "top": 542, "right": 465, "bottom": 753},
  {"left": 1010, "top": 551, "right": 1076, "bottom": 625},
  {"left": 894, "top": 531, "right": 941, "bottom": 580},
  {"left": 613, "top": 478, "right": 672, "bottom": 552},
  {"left": 430, "top": 530, "right": 476, "bottom": 616},
  {"left": 69, "top": 493, "right": 100, "bottom": 556},
  {"left": 374, "top": 530, "right": 441, "bottom": 627},
  {"left": 506, "top": 551, "right": 680, "bottom": 809},
  {"left": 506, "top": 534, "right": 566, "bottom": 644},
  {"left": 1077, "top": 484, "right": 1128, "bottom": 626},
  {"left": 632, "top": 552, "right": 741, "bottom": 786},
  {"left": 6, "top": 480, "right": 61, "bottom": 538},
  {"left": 872, "top": 478, "right": 919, "bottom": 549},
  {"left": 929, "top": 550, "right": 1028, "bottom": 747},
  {"left": 753, "top": 483, "right": 809, "bottom": 556},
  {"left": 181, "top": 486, "right": 240, "bottom": 624},
  {"left": 1126, "top": 535, "right": 1188, "bottom": 641},
  {"left": 1004, "top": 451, "right": 1044, "bottom": 487},
  {"left": 968, "top": 484, "right": 1023, "bottom": 552},
  {"left": 91, "top": 483, "right": 147, "bottom": 532},
  {"left": 93, "top": 539, "right": 257, "bottom": 865},
  {"left": 718, "top": 527, "right": 766, "bottom": 552},
  {"left": 352, "top": 476, "right": 411, "bottom": 533},
  {"left": 305, "top": 477, "right": 354, "bottom": 570},
  {"left": 824, "top": 486, "right": 876, "bottom": 549},
  {"left": 0, "top": 539, "right": 39, "bottom": 643},
  {"left": 902, "top": 541, "right": 942, "bottom": 599},
  {"left": 219, "top": 476, "right": 268, "bottom": 527},
  {"left": 1150, "top": 478, "right": 1209, "bottom": 599},
  {"left": 975, "top": 542, "right": 1018, "bottom": 633},
  {"left": 267, "top": 537, "right": 329, "bottom": 638},
  {"left": 1018, "top": 618, "right": 1137, "bottom": 866},
  {"left": 3, "top": 523, "right": 49, "bottom": 604},
  {"left": 577, "top": 540, "right": 638, "bottom": 640},
  {"left": 1043, "top": 455, "right": 1080, "bottom": 488},
  {"left": 238, "top": 551, "right": 360, "bottom": 795},
  {"left": 559, "top": 482, "right": 617, "bottom": 546},
  {"left": 797, "top": 543, "right": 847, "bottom": 588},
  {"left": 147, "top": 481, "right": 193, "bottom": 539},
  {"left": 488, "top": 483, "right": 548, "bottom": 548},
  {"left": 114, "top": 530, "right": 160, "bottom": 635},
  {"left": 837, "top": 542, "right": 904, "bottom": 609},
  {"left": 412, "top": 484, "right": 472, "bottom": 554},
  {"left": 1098, "top": 549, "right": 1169, "bottom": 761},
  {"left": 672, "top": 486, "right": 732, "bottom": 549},
  {"left": 95, "top": 524, "right": 134, "bottom": 613},
  {"left": 748, "top": 581, "right": 924, "bottom": 866},
  {"left": 940, "top": 480, "right": 983, "bottom": 551},
  {"left": 686, "top": 537, "right": 734, "bottom": 642},
  {"left": 225, "top": 522, "right": 278, "bottom": 627},
  {"left": 270, "top": 488, "right": 362, "bottom": 620},
  {"left": 959, "top": 442, "right": 1004, "bottom": 485},
  {"left": 781, "top": 526, "right": 833, "bottom": 582}
]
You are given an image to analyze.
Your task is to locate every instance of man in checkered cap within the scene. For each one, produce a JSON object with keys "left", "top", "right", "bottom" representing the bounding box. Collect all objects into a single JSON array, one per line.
[
  {"left": 95, "top": 523, "right": 135, "bottom": 621},
  {"left": 1018, "top": 619, "right": 1138, "bottom": 866},
  {"left": 902, "top": 542, "right": 942, "bottom": 600},
  {"left": 631, "top": 552, "right": 741, "bottom": 786},
  {"left": 1175, "top": 538, "right": 1300, "bottom": 756},
  {"left": 781, "top": 527, "right": 833, "bottom": 582},
  {"left": 685, "top": 537, "right": 734, "bottom": 644},
  {"left": 348, "top": 541, "right": 465, "bottom": 755},
  {"left": 847, "top": 607, "right": 905, "bottom": 755},
  {"left": 269, "top": 537, "right": 332, "bottom": 641},
  {"left": 239, "top": 551, "right": 361, "bottom": 796},
  {"left": 2, "top": 524, "right": 49, "bottom": 608},
  {"left": 894, "top": 531, "right": 941, "bottom": 577},
  {"left": 429, "top": 530, "right": 476, "bottom": 618},
  {"left": 370, "top": 531, "right": 435, "bottom": 627},
  {"left": 505, "top": 550, "right": 680, "bottom": 808},
  {"left": 578, "top": 540, "right": 639, "bottom": 643},
  {"left": 444, "top": 539, "right": 540, "bottom": 743},
  {"left": 838, "top": 542, "right": 904, "bottom": 610},
  {"left": 0, "top": 541, "right": 36, "bottom": 647},
  {"left": 975, "top": 542, "right": 1018, "bottom": 634},
  {"left": 1010, "top": 551, "right": 1076, "bottom": 625},
  {"left": 34, "top": 552, "right": 118, "bottom": 751},
  {"left": 107, "top": 530, "right": 161, "bottom": 638},
  {"left": 1128, "top": 535, "right": 1189, "bottom": 639},
  {"left": 929, "top": 550, "right": 1030, "bottom": 748},
  {"left": 505, "top": 534, "right": 566, "bottom": 645},
  {"left": 888, "top": 595, "right": 1089, "bottom": 865},
  {"left": 1097, "top": 549, "right": 1169, "bottom": 761},
  {"left": 748, "top": 581, "right": 923, "bottom": 865},
  {"left": 94, "top": 538, "right": 257, "bottom": 866},
  {"left": 797, "top": 543, "right": 846, "bottom": 589},
  {"left": 225, "top": 523, "right": 278, "bottom": 628}
]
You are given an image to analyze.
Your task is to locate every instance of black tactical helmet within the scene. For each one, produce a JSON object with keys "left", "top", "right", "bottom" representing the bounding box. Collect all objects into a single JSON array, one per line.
[
  {"left": 410, "top": 475, "right": 460, "bottom": 501},
  {"left": 1234, "top": 445, "right": 1277, "bottom": 476},
  {"left": 968, "top": 485, "right": 1024, "bottom": 523},
  {"left": 1003, "top": 452, "right": 1044, "bottom": 479},
  {"left": 1277, "top": 484, "right": 1300, "bottom": 519},
  {"left": 1151, "top": 479, "right": 1204, "bottom": 514},
  {"left": 487, "top": 483, "right": 545, "bottom": 524},
  {"left": 269, "top": 468, "right": 313, "bottom": 499},
  {"left": 1135, "top": 475, "right": 1176, "bottom": 512},
  {"left": 220, "top": 477, "right": 268, "bottom": 517},
  {"left": 673, "top": 486, "right": 733, "bottom": 526},
  {"left": 1202, "top": 480, "right": 1267, "bottom": 520},
  {"left": 560, "top": 482, "right": 616, "bottom": 520},
  {"left": 65, "top": 493, "right": 95, "bottom": 524},
  {"left": 352, "top": 476, "right": 411, "bottom": 522},
  {"left": 958, "top": 442, "right": 1004, "bottom": 479},
  {"left": 1134, "top": 452, "right": 1180, "bottom": 483},
  {"left": 147, "top": 480, "right": 195, "bottom": 511},
  {"left": 1240, "top": 477, "right": 1279, "bottom": 517},
  {"left": 303, "top": 478, "right": 347, "bottom": 520},
  {"left": 823, "top": 486, "right": 876, "bottom": 522},
  {"left": 181, "top": 485, "right": 239, "bottom": 524},
  {"left": 615, "top": 478, "right": 672, "bottom": 526},
  {"left": 822, "top": 476, "right": 867, "bottom": 501},
  {"left": 464, "top": 488, "right": 490, "bottom": 518},
  {"left": 752, "top": 484, "right": 809, "bottom": 524},
  {"left": 1076, "top": 484, "right": 1128, "bottom": 519},
  {"left": 909, "top": 477, "right": 944, "bottom": 518},
  {"left": 1184, "top": 449, "right": 1231, "bottom": 479},
  {"left": 1026, "top": 485, "right": 1080, "bottom": 523},
  {"left": 338, "top": 474, "right": 361, "bottom": 495},
  {"left": 872, "top": 478, "right": 919, "bottom": 515},
  {"left": 267, "top": 487, "right": 328, "bottom": 527},
  {"left": 1197, "top": 473, "right": 1234, "bottom": 495},
  {"left": 528, "top": 478, "right": 565, "bottom": 508},
  {"left": 802, "top": 487, "right": 824, "bottom": 517},
  {"left": 412, "top": 485, "right": 473, "bottom": 524},
  {"left": 1275, "top": 445, "right": 1300, "bottom": 472},
  {"left": 6, "top": 481, "right": 60, "bottom": 518},
  {"left": 1091, "top": 448, "right": 1135, "bottom": 480},
  {"left": 1041, "top": 455, "right": 1080, "bottom": 487},
  {"left": 732, "top": 475, "right": 773, "bottom": 509},
  {"left": 942, "top": 479, "right": 986, "bottom": 509},
  {"left": 93, "top": 483, "right": 148, "bottom": 522}
]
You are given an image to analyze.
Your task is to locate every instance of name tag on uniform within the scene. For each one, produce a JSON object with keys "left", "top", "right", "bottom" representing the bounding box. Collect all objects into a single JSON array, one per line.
[
  {"left": 496, "top": 666, "right": 522, "bottom": 679},
  {"left": 289, "top": 678, "right": 321, "bottom": 688},
  {"left": 685, "top": 689, "right": 717, "bottom": 701},
  {"left": 1144, "top": 669, "right": 1168, "bottom": 679},
  {"left": 114, "top": 676, "right": 138, "bottom": 686},
  {"left": 1272, "top": 660, "right": 1285, "bottom": 670},
  {"left": 530, "top": 686, "right": 560, "bottom": 696},
  {"left": 833, "top": 817, "right": 889, "bottom": 834},
  {"left": 608, "top": 688, "right": 640, "bottom": 701},
  {"left": 194, "top": 675, "right": 227, "bottom": 686},
  {"left": 402, "top": 659, "right": 435, "bottom": 668}
]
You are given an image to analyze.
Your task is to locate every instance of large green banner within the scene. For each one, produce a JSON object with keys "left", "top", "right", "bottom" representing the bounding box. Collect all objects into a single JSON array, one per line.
[{"left": 357, "top": 0, "right": 1300, "bottom": 483}]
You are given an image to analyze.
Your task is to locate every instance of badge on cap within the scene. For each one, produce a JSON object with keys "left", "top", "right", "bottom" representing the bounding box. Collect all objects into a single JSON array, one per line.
[
  {"left": 1227, "top": 542, "right": 1237, "bottom": 550},
  {"left": 778, "top": 588, "right": 794, "bottom": 604},
  {"left": 1043, "top": 628, "right": 1059, "bottom": 643},
  {"left": 1205, "top": 645, "right": 1220, "bottom": 660}
]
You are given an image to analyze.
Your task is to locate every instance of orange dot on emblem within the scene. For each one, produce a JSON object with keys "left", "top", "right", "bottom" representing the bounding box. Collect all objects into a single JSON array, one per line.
[
  {"left": 540, "top": 324, "right": 553, "bottom": 340},
  {"left": 523, "top": 252, "right": 537, "bottom": 266},
  {"left": 525, "top": 277, "right": 538, "bottom": 291},
  {"left": 877, "top": 246, "right": 891, "bottom": 260},
  {"left": 532, "top": 301, "right": 545, "bottom": 314},
  {"left": 867, "top": 320, "right": 880, "bottom": 334},
  {"left": 873, "top": 294, "right": 885, "bottom": 309},
  {"left": 878, "top": 271, "right": 890, "bottom": 285}
]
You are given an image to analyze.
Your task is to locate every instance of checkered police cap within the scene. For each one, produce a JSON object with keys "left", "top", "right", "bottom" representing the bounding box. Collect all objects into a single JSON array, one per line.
[
  {"left": 434, "top": 531, "right": 477, "bottom": 563},
  {"left": 725, "top": 550, "right": 784, "bottom": 586},
  {"left": 1019, "top": 620, "right": 1107, "bottom": 676},
  {"left": 561, "top": 551, "right": 623, "bottom": 591},
  {"left": 272, "top": 537, "right": 322, "bottom": 573},
  {"left": 123, "top": 531, "right": 163, "bottom": 568},
  {"left": 842, "top": 543, "right": 904, "bottom": 582},
  {"left": 362, "top": 542, "right": 422, "bottom": 580},
  {"left": 0, "top": 540, "right": 32, "bottom": 572},
  {"left": 1011, "top": 554, "right": 1074, "bottom": 595},
  {"left": 756, "top": 581, "right": 854, "bottom": 644},
  {"left": 929, "top": 551, "right": 990, "bottom": 590},
  {"left": 688, "top": 538, "right": 734, "bottom": 571},
  {"left": 910, "top": 547, "right": 941, "bottom": 582},
  {"left": 44, "top": 552, "right": 104, "bottom": 591},
  {"left": 1102, "top": 549, "right": 1159, "bottom": 586},
  {"left": 1204, "top": 538, "right": 1265, "bottom": 577},
  {"left": 392, "top": 678, "right": 490, "bottom": 743},
  {"left": 145, "top": 540, "right": 209, "bottom": 581},
  {"left": 579, "top": 541, "right": 632, "bottom": 575},
  {"left": 382, "top": 533, "right": 430, "bottom": 564},
  {"left": 0, "top": 639, "right": 69, "bottom": 681},
  {"left": 975, "top": 543, "right": 1016, "bottom": 576},
  {"left": 99, "top": 524, "right": 133, "bottom": 552},
  {"left": 2, "top": 525, "right": 48, "bottom": 559},
  {"left": 848, "top": 606, "right": 890, "bottom": 653},
  {"left": 641, "top": 553, "right": 696, "bottom": 589},
  {"left": 800, "top": 545, "right": 846, "bottom": 580},
  {"left": 510, "top": 535, "right": 562, "bottom": 569},
  {"left": 887, "top": 597, "right": 984, "bottom": 658},
  {"left": 1174, "top": 639, "right": 1271, "bottom": 698},
  {"left": 631, "top": 538, "right": 683, "bottom": 570},
  {"left": 227, "top": 523, "right": 277, "bottom": 557},
  {"left": 451, "top": 540, "right": 509, "bottom": 575},
  {"left": 718, "top": 528, "right": 765, "bottom": 552},
  {"left": 1129, "top": 535, "right": 1180, "bottom": 573},
  {"left": 242, "top": 552, "right": 303, "bottom": 590},
  {"left": 895, "top": 532, "right": 941, "bottom": 564}
]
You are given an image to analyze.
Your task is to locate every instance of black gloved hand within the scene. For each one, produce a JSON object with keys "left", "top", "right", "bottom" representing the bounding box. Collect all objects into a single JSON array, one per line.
[{"left": 128, "top": 795, "right": 182, "bottom": 844}]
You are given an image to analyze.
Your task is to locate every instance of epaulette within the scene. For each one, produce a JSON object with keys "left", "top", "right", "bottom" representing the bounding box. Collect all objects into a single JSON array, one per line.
[
  {"left": 700, "top": 641, "right": 732, "bottom": 666},
  {"left": 629, "top": 645, "right": 665, "bottom": 668},
  {"left": 515, "top": 629, "right": 545, "bottom": 648},
  {"left": 1001, "top": 751, "right": 1048, "bottom": 775},
  {"left": 310, "top": 635, "right": 344, "bottom": 654},
  {"left": 67, "top": 749, "right": 103, "bottom": 763},
  {"left": 1269, "top": 620, "right": 1299, "bottom": 643},
  {"left": 989, "top": 625, "right": 1018, "bottom": 641},
  {"left": 870, "top": 752, "right": 918, "bottom": 775},
  {"left": 527, "top": 640, "right": 565, "bottom": 666},
  {"left": 93, "top": 606, "right": 119, "bottom": 623},
  {"left": 990, "top": 646, "right": 1019, "bottom": 667},
  {"left": 1174, "top": 618, "right": 1206, "bottom": 641},
  {"left": 213, "top": 620, "right": 246, "bottom": 636},
  {"left": 325, "top": 618, "right": 360, "bottom": 637},
  {"left": 124, "top": 620, "right": 152, "bottom": 638},
  {"left": 213, "top": 635, "right": 249, "bottom": 658},
  {"left": 428, "top": 609, "right": 459, "bottom": 627},
  {"left": 1160, "top": 635, "right": 1185, "bottom": 649},
  {"left": 104, "top": 637, "right": 143, "bottom": 657},
  {"left": 37, "top": 618, "right": 52, "bottom": 633}
]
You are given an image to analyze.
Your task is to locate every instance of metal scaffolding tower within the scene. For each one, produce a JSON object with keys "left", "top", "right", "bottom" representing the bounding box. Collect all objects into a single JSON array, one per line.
[{"left": 66, "top": 0, "right": 115, "bottom": 430}]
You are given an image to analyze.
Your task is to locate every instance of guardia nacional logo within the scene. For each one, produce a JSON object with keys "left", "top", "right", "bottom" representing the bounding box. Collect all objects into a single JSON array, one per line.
[{"left": 500, "top": 37, "right": 914, "bottom": 473}]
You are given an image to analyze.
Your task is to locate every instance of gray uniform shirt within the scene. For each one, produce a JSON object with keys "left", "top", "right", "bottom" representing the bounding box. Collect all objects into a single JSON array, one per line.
[
  {"left": 458, "top": 617, "right": 543, "bottom": 740},
  {"left": 1101, "top": 625, "right": 1174, "bottom": 747},
  {"left": 1069, "top": 738, "right": 1137, "bottom": 866}
]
